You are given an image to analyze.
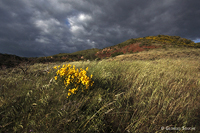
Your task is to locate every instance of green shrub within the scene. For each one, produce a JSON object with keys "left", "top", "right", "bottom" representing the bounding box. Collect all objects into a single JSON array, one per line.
[
  {"left": 111, "top": 52, "right": 123, "bottom": 57},
  {"left": 139, "top": 42, "right": 151, "bottom": 47}
]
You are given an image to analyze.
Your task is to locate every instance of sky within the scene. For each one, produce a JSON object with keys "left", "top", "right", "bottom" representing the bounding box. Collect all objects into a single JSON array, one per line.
[{"left": 0, "top": 0, "right": 200, "bottom": 57}]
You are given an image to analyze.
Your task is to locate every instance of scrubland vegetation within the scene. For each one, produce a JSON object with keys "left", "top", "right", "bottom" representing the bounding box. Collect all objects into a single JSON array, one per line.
[{"left": 0, "top": 35, "right": 200, "bottom": 132}]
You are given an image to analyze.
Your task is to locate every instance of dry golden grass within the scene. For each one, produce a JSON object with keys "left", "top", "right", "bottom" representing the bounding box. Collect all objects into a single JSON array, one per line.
[
  {"left": 107, "top": 47, "right": 200, "bottom": 61},
  {"left": 1, "top": 46, "right": 200, "bottom": 132}
]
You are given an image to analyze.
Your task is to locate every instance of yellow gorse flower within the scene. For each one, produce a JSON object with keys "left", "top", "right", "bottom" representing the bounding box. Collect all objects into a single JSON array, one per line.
[{"left": 53, "top": 64, "right": 94, "bottom": 98}]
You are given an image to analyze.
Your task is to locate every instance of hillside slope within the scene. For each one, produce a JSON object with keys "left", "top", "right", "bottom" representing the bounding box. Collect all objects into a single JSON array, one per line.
[
  {"left": 1, "top": 35, "right": 199, "bottom": 68},
  {"left": 0, "top": 53, "right": 29, "bottom": 69},
  {"left": 95, "top": 35, "right": 200, "bottom": 59}
]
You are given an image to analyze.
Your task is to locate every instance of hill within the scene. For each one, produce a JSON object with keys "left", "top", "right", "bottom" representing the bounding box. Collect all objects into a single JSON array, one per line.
[
  {"left": 29, "top": 35, "right": 200, "bottom": 62},
  {"left": 95, "top": 35, "right": 200, "bottom": 59},
  {"left": 0, "top": 53, "right": 29, "bottom": 69},
  {"left": 1, "top": 35, "right": 199, "bottom": 69}
]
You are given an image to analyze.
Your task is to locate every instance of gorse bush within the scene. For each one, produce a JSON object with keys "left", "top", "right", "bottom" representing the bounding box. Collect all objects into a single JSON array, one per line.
[{"left": 53, "top": 64, "right": 94, "bottom": 98}]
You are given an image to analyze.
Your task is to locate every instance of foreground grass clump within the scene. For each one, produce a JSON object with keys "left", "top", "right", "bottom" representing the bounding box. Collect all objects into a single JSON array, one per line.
[
  {"left": 0, "top": 47, "right": 200, "bottom": 132},
  {"left": 53, "top": 64, "right": 94, "bottom": 98}
]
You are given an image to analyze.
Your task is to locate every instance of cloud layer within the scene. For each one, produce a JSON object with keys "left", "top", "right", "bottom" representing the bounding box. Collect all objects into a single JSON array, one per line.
[{"left": 0, "top": 0, "right": 200, "bottom": 57}]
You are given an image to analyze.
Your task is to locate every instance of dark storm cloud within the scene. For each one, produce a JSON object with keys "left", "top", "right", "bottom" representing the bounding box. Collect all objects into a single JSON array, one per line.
[{"left": 0, "top": 0, "right": 199, "bottom": 57}]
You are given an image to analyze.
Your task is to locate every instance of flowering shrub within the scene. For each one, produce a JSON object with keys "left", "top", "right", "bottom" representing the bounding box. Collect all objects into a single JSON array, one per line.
[{"left": 53, "top": 64, "right": 94, "bottom": 98}]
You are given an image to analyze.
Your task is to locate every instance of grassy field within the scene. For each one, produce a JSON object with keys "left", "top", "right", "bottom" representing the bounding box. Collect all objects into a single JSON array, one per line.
[{"left": 0, "top": 46, "right": 200, "bottom": 132}]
